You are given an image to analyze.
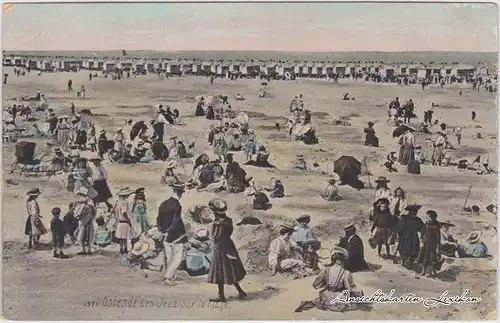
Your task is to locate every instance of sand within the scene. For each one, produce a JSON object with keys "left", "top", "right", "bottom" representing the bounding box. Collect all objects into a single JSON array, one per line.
[{"left": 2, "top": 69, "right": 497, "bottom": 320}]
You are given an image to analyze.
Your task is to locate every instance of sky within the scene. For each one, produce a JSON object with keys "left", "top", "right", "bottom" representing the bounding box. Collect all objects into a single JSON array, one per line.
[{"left": 2, "top": 2, "right": 499, "bottom": 52}]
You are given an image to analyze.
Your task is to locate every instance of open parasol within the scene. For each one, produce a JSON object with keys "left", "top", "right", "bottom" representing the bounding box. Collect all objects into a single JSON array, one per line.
[
  {"left": 392, "top": 124, "right": 416, "bottom": 138},
  {"left": 333, "top": 155, "right": 362, "bottom": 180}
]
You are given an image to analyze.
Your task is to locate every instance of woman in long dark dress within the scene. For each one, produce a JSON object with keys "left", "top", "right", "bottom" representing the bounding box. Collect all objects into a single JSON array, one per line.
[
  {"left": 393, "top": 204, "right": 424, "bottom": 269},
  {"left": 207, "top": 198, "right": 247, "bottom": 302},
  {"left": 364, "top": 122, "right": 379, "bottom": 147},
  {"left": 417, "top": 210, "right": 441, "bottom": 277}
]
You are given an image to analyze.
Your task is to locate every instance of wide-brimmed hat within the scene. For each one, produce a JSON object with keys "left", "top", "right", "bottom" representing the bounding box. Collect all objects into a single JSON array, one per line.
[
  {"left": 117, "top": 188, "right": 134, "bottom": 196},
  {"left": 170, "top": 136, "right": 178, "bottom": 140},
  {"left": 344, "top": 223, "right": 355, "bottom": 231},
  {"left": 279, "top": 225, "right": 295, "bottom": 235},
  {"left": 52, "top": 147, "right": 61, "bottom": 153},
  {"left": 195, "top": 228, "right": 209, "bottom": 240},
  {"left": 368, "top": 121, "right": 374, "bottom": 127},
  {"left": 296, "top": 154, "right": 304, "bottom": 158},
  {"left": 437, "top": 131, "right": 446, "bottom": 136},
  {"left": 330, "top": 246, "right": 348, "bottom": 258},
  {"left": 69, "top": 151, "right": 80, "bottom": 158},
  {"left": 57, "top": 114, "right": 70, "bottom": 120},
  {"left": 165, "top": 159, "right": 177, "bottom": 169},
  {"left": 169, "top": 182, "right": 185, "bottom": 192},
  {"left": 100, "top": 129, "right": 106, "bottom": 134},
  {"left": 296, "top": 215, "right": 311, "bottom": 224},
  {"left": 89, "top": 155, "right": 102, "bottom": 162},
  {"left": 137, "top": 139, "right": 145, "bottom": 146},
  {"left": 328, "top": 174, "right": 340, "bottom": 183},
  {"left": 26, "top": 188, "right": 42, "bottom": 196},
  {"left": 303, "top": 239, "right": 321, "bottom": 251},
  {"left": 375, "top": 176, "right": 390, "bottom": 184},
  {"left": 439, "top": 220, "right": 455, "bottom": 227},
  {"left": 130, "top": 241, "right": 150, "bottom": 256},
  {"left": 467, "top": 230, "right": 482, "bottom": 243},
  {"left": 75, "top": 187, "right": 88, "bottom": 196},
  {"left": 405, "top": 204, "right": 422, "bottom": 212},
  {"left": 375, "top": 197, "right": 390, "bottom": 206},
  {"left": 208, "top": 198, "right": 228, "bottom": 214}
]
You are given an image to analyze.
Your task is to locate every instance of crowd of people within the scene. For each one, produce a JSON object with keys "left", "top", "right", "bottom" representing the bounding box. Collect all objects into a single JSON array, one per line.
[{"left": 7, "top": 71, "right": 495, "bottom": 314}]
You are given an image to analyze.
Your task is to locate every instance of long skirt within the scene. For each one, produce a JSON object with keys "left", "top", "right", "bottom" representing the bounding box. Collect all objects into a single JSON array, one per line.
[
  {"left": 74, "top": 179, "right": 98, "bottom": 199},
  {"left": 25, "top": 215, "right": 47, "bottom": 237},
  {"left": 398, "top": 144, "right": 415, "bottom": 165},
  {"left": 432, "top": 145, "right": 444, "bottom": 164},
  {"left": 407, "top": 160, "right": 421, "bottom": 174},
  {"left": 115, "top": 222, "right": 131, "bottom": 240},
  {"left": 93, "top": 179, "right": 112, "bottom": 203},
  {"left": 441, "top": 243, "right": 457, "bottom": 257},
  {"left": 57, "top": 129, "right": 70, "bottom": 148},
  {"left": 207, "top": 243, "right": 246, "bottom": 285}
]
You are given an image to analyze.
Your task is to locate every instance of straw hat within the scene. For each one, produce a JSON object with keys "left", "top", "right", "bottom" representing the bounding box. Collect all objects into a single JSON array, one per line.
[
  {"left": 137, "top": 139, "right": 145, "bottom": 146},
  {"left": 26, "top": 188, "right": 42, "bottom": 196},
  {"left": 296, "top": 215, "right": 311, "bottom": 224},
  {"left": 165, "top": 159, "right": 177, "bottom": 169},
  {"left": 208, "top": 198, "right": 228, "bottom": 214},
  {"left": 374, "top": 176, "right": 390, "bottom": 184},
  {"left": 467, "top": 230, "right": 482, "bottom": 244},
  {"left": 328, "top": 173, "right": 340, "bottom": 183},
  {"left": 439, "top": 220, "right": 455, "bottom": 227},
  {"left": 168, "top": 182, "right": 185, "bottom": 192},
  {"left": 130, "top": 241, "right": 150, "bottom": 256},
  {"left": 100, "top": 129, "right": 106, "bottom": 135},
  {"left": 195, "top": 228, "right": 209, "bottom": 240},
  {"left": 117, "top": 188, "right": 134, "bottom": 196},
  {"left": 330, "top": 246, "right": 348, "bottom": 258},
  {"left": 75, "top": 187, "right": 88, "bottom": 196}
]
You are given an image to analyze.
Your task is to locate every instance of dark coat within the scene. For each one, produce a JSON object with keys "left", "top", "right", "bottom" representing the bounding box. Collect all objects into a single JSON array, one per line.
[
  {"left": 337, "top": 233, "right": 369, "bottom": 272},
  {"left": 51, "top": 217, "right": 66, "bottom": 248},
  {"left": 156, "top": 197, "right": 187, "bottom": 243},
  {"left": 418, "top": 221, "right": 441, "bottom": 265},
  {"left": 207, "top": 215, "right": 246, "bottom": 285},
  {"left": 394, "top": 214, "right": 425, "bottom": 259}
]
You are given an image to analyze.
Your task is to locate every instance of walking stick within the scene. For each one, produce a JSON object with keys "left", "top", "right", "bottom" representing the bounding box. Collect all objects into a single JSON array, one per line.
[{"left": 460, "top": 185, "right": 473, "bottom": 215}]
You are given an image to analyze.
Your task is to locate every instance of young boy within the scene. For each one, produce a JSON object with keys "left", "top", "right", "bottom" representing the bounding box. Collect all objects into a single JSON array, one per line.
[
  {"left": 51, "top": 207, "right": 69, "bottom": 258},
  {"left": 63, "top": 202, "right": 78, "bottom": 241},
  {"left": 93, "top": 216, "right": 113, "bottom": 248}
]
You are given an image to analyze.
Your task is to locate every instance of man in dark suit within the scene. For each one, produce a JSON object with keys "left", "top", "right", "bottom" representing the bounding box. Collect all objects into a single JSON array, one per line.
[
  {"left": 337, "top": 224, "right": 369, "bottom": 272},
  {"left": 157, "top": 182, "right": 188, "bottom": 285}
]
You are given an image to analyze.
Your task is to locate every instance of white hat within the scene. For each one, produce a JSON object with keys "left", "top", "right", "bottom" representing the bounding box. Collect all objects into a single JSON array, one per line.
[
  {"left": 137, "top": 139, "right": 145, "bottom": 146},
  {"left": 75, "top": 187, "right": 88, "bottom": 196},
  {"left": 467, "top": 230, "right": 482, "bottom": 244},
  {"left": 146, "top": 226, "right": 163, "bottom": 240},
  {"left": 166, "top": 159, "right": 177, "bottom": 169},
  {"left": 130, "top": 241, "right": 150, "bottom": 256},
  {"left": 194, "top": 228, "right": 209, "bottom": 240}
]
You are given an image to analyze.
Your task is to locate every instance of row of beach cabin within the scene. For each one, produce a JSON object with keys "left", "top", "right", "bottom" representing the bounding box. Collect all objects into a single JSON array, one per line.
[{"left": 2, "top": 56, "right": 495, "bottom": 78}]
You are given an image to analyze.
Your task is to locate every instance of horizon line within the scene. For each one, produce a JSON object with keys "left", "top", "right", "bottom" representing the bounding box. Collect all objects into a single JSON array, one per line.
[{"left": 4, "top": 50, "right": 498, "bottom": 54}]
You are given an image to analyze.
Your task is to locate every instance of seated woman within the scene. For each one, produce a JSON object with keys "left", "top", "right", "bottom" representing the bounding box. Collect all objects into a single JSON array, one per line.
[
  {"left": 184, "top": 228, "right": 213, "bottom": 276},
  {"left": 268, "top": 226, "right": 306, "bottom": 276},
  {"left": 235, "top": 93, "right": 245, "bottom": 101},
  {"left": 206, "top": 106, "right": 215, "bottom": 120},
  {"left": 229, "top": 133, "right": 242, "bottom": 151},
  {"left": 225, "top": 153, "right": 247, "bottom": 193},
  {"left": 252, "top": 184, "right": 271, "bottom": 210},
  {"left": 245, "top": 146, "right": 275, "bottom": 168},
  {"left": 343, "top": 93, "right": 350, "bottom": 100},
  {"left": 440, "top": 220, "right": 459, "bottom": 257},
  {"left": 291, "top": 215, "right": 318, "bottom": 248},
  {"left": 265, "top": 177, "right": 285, "bottom": 198},
  {"left": 138, "top": 142, "right": 154, "bottom": 163},
  {"left": 308, "top": 247, "right": 363, "bottom": 312},
  {"left": 321, "top": 177, "right": 343, "bottom": 201},
  {"left": 364, "top": 122, "right": 379, "bottom": 147},
  {"left": 293, "top": 155, "right": 307, "bottom": 170},
  {"left": 19, "top": 123, "right": 44, "bottom": 138},
  {"left": 127, "top": 227, "right": 165, "bottom": 276},
  {"left": 176, "top": 140, "right": 188, "bottom": 158}
]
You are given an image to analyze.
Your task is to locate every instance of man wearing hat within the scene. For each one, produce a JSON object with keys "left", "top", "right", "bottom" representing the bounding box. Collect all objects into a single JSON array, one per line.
[
  {"left": 268, "top": 226, "right": 306, "bottom": 275},
  {"left": 157, "top": 182, "right": 188, "bottom": 285},
  {"left": 337, "top": 224, "right": 368, "bottom": 272},
  {"left": 88, "top": 155, "right": 113, "bottom": 212},
  {"left": 321, "top": 175, "right": 343, "bottom": 201},
  {"left": 25, "top": 188, "right": 47, "bottom": 249},
  {"left": 291, "top": 215, "right": 318, "bottom": 248}
]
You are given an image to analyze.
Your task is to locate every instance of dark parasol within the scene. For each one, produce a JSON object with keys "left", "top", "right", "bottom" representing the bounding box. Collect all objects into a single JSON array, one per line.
[
  {"left": 261, "top": 82, "right": 268, "bottom": 86},
  {"left": 392, "top": 124, "right": 416, "bottom": 138},
  {"left": 333, "top": 155, "right": 362, "bottom": 181}
]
